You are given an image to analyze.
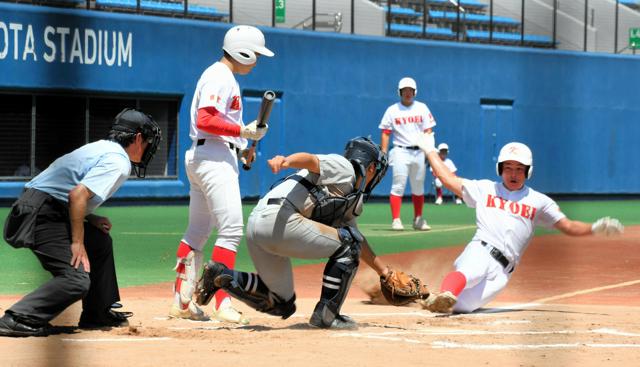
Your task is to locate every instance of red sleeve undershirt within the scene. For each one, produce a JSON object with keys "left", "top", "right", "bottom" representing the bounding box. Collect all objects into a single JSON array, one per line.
[
  {"left": 382, "top": 129, "right": 392, "bottom": 135},
  {"left": 196, "top": 106, "right": 241, "bottom": 137}
]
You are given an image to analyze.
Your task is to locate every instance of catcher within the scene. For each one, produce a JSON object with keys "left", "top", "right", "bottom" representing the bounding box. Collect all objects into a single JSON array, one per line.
[{"left": 195, "top": 137, "right": 428, "bottom": 329}]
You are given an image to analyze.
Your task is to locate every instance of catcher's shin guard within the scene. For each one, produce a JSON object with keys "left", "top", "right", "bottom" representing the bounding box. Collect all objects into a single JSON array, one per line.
[
  {"left": 197, "top": 262, "right": 296, "bottom": 319},
  {"left": 173, "top": 247, "right": 203, "bottom": 309},
  {"left": 310, "top": 226, "right": 362, "bottom": 328}
]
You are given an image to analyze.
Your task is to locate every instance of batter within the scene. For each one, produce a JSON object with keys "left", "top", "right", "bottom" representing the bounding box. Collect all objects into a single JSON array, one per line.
[{"left": 170, "top": 25, "right": 274, "bottom": 324}]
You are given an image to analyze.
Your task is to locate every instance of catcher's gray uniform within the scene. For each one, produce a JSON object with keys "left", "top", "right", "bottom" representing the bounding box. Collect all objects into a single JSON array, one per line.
[
  {"left": 246, "top": 154, "right": 357, "bottom": 301},
  {"left": 196, "top": 136, "right": 389, "bottom": 329}
]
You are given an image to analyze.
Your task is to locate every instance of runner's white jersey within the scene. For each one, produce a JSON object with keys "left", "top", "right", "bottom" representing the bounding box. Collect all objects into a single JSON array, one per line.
[
  {"left": 189, "top": 61, "right": 247, "bottom": 149},
  {"left": 461, "top": 179, "right": 566, "bottom": 266},
  {"left": 378, "top": 101, "right": 436, "bottom": 146},
  {"left": 430, "top": 158, "right": 457, "bottom": 174}
]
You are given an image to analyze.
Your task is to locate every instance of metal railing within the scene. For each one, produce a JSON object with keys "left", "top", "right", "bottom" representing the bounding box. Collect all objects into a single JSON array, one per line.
[{"left": 10, "top": 0, "right": 640, "bottom": 54}]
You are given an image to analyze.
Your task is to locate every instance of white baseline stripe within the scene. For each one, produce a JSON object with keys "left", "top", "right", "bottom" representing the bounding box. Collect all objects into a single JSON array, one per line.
[
  {"left": 62, "top": 337, "right": 172, "bottom": 343},
  {"left": 432, "top": 341, "right": 640, "bottom": 350},
  {"left": 377, "top": 225, "right": 476, "bottom": 238}
]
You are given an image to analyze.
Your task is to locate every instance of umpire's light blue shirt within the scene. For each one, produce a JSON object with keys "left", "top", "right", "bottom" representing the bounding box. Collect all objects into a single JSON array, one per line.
[{"left": 26, "top": 140, "right": 132, "bottom": 214}]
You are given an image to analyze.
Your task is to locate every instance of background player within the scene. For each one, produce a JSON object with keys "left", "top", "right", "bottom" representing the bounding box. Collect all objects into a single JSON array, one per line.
[
  {"left": 169, "top": 25, "right": 274, "bottom": 324},
  {"left": 415, "top": 134, "right": 624, "bottom": 313},
  {"left": 379, "top": 77, "right": 436, "bottom": 231},
  {"left": 1, "top": 109, "right": 161, "bottom": 336},
  {"left": 196, "top": 137, "right": 425, "bottom": 328},
  {"left": 431, "top": 143, "right": 462, "bottom": 205}
]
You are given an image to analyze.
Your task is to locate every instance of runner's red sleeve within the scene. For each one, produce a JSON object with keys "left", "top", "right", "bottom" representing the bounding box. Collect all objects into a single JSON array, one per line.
[{"left": 196, "top": 107, "right": 241, "bottom": 137}]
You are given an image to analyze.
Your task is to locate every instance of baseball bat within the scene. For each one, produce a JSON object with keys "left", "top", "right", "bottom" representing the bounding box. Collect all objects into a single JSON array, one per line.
[{"left": 242, "top": 90, "right": 276, "bottom": 171}]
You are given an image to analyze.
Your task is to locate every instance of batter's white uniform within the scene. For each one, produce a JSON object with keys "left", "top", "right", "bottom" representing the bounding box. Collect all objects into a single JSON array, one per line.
[
  {"left": 431, "top": 158, "right": 457, "bottom": 189},
  {"left": 452, "top": 179, "right": 566, "bottom": 313},
  {"left": 379, "top": 101, "right": 436, "bottom": 196},
  {"left": 183, "top": 61, "right": 248, "bottom": 252}
]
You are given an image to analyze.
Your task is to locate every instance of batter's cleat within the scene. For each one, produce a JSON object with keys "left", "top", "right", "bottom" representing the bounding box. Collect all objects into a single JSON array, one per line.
[
  {"left": 421, "top": 291, "right": 457, "bottom": 314},
  {"left": 435, "top": 196, "right": 443, "bottom": 205},
  {"left": 214, "top": 305, "right": 249, "bottom": 325},
  {"left": 169, "top": 301, "right": 209, "bottom": 321},
  {"left": 455, "top": 198, "right": 463, "bottom": 205},
  {"left": 413, "top": 216, "right": 431, "bottom": 231},
  {"left": 195, "top": 261, "right": 228, "bottom": 306},
  {"left": 391, "top": 218, "right": 404, "bottom": 231},
  {"left": 0, "top": 313, "right": 49, "bottom": 337}
]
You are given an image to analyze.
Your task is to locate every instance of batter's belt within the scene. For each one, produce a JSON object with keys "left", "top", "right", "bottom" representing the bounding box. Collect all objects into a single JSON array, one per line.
[
  {"left": 481, "top": 241, "right": 515, "bottom": 273},
  {"left": 197, "top": 139, "right": 240, "bottom": 154},
  {"left": 394, "top": 145, "right": 420, "bottom": 150}
]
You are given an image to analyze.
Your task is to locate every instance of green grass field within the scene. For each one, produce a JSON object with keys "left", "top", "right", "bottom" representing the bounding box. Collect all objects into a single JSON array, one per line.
[{"left": 1, "top": 200, "right": 638, "bottom": 294}]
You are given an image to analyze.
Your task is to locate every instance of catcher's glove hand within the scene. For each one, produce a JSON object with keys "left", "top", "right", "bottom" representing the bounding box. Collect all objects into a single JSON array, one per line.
[{"left": 380, "top": 267, "right": 430, "bottom": 306}]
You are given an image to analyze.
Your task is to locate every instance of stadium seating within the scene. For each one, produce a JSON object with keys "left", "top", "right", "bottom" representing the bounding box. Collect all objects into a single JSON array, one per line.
[
  {"left": 386, "top": 6, "right": 423, "bottom": 19},
  {"left": 619, "top": 0, "right": 640, "bottom": 10},
  {"left": 389, "top": 23, "right": 455, "bottom": 40},
  {"left": 466, "top": 30, "right": 553, "bottom": 47},
  {"left": 95, "top": 0, "right": 228, "bottom": 20}
]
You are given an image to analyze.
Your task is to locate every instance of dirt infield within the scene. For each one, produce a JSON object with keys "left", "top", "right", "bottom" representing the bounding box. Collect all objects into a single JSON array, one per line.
[{"left": 1, "top": 227, "right": 640, "bottom": 366}]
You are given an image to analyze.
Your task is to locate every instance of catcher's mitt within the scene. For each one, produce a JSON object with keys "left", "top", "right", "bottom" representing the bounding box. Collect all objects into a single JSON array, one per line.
[{"left": 380, "top": 268, "right": 430, "bottom": 306}]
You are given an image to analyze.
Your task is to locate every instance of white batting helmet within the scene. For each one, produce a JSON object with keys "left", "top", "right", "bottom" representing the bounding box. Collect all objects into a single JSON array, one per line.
[
  {"left": 437, "top": 143, "right": 449, "bottom": 151},
  {"left": 496, "top": 142, "right": 533, "bottom": 179},
  {"left": 398, "top": 77, "right": 417, "bottom": 96},
  {"left": 223, "top": 25, "right": 274, "bottom": 65}
]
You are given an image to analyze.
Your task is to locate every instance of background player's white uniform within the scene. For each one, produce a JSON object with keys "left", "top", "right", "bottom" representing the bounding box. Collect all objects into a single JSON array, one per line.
[
  {"left": 379, "top": 87, "right": 436, "bottom": 230},
  {"left": 451, "top": 179, "right": 565, "bottom": 313}
]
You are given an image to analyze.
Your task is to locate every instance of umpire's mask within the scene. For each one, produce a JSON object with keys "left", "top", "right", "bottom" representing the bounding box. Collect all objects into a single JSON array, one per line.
[{"left": 110, "top": 108, "right": 162, "bottom": 178}]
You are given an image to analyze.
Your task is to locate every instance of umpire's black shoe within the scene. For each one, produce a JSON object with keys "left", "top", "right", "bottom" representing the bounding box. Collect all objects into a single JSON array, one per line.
[
  {"left": 78, "top": 309, "right": 132, "bottom": 329},
  {"left": 0, "top": 313, "right": 49, "bottom": 337},
  {"left": 195, "top": 261, "right": 228, "bottom": 306}
]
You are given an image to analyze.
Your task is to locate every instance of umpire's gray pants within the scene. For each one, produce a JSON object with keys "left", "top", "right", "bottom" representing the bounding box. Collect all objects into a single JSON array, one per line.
[{"left": 245, "top": 200, "right": 342, "bottom": 301}]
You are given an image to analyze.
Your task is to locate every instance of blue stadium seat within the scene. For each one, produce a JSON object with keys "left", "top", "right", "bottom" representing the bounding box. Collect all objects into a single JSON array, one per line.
[
  {"left": 429, "top": 10, "right": 520, "bottom": 25},
  {"left": 466, "top": 30, "right": 553, "bottom": 45},
  {"left": 389, "top": 23, "right": 455, "bottom": 38},
  {"left": 387, "top": 7, "right": 423, "bottom": 18},
  {"left": 95, "top": 0, "right": 228, "bottom": 18}
]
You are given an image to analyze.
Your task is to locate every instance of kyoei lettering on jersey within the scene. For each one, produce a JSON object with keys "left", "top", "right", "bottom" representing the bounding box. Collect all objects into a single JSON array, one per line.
[
  {"left": 0, "top": 21, "right": 133, "bottom": 67},
  {"left": 394, "top": 115, "right": 424, "bottom": 125},
  {"left": 486, "top": 194, "right": 537, "bottom": 221}
]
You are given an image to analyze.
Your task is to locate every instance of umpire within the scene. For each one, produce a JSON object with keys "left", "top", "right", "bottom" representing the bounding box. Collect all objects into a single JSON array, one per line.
[{"left": 0, "top": 108, "right": 161, "bottom": 337}]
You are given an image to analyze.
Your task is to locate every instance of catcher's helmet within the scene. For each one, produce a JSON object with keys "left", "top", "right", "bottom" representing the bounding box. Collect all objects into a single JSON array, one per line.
[
  {"left": 398, "top": 77, "right": 417, "bottom": 96},
  {"left": 223, "top": 25, "right": 274, "bottom": 65},
  {"left": 344, "top": 136, "right": 388, "bottom": 199},
  {"left": 111, "top": 108, "right": 162, "bottom": 178},
  {"left": 496, "top": 142, "right": 533, "bottom": 179}
]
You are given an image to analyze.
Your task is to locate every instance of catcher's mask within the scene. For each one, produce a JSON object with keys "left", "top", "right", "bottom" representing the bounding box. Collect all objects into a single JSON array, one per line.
[
  {"left": 110, "top": 108, "right": 162, "bottom": 178},
  {"left": 343, "top": 136, "right": 388, "bottom": 201}
]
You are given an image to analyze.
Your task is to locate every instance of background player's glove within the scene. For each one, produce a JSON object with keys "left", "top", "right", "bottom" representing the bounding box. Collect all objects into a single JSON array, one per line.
[
  {"left": 240, "top": 120, "right": 268, "bottom": 141},
  {"left": 414, "top": 132, "right": 437, "bottom": 155},
  {"left": 592, "top": 217, "right": 624, "bottom": 236},
  {"left": 379, "top": 267, "right": 430, "bottom": 306}
]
